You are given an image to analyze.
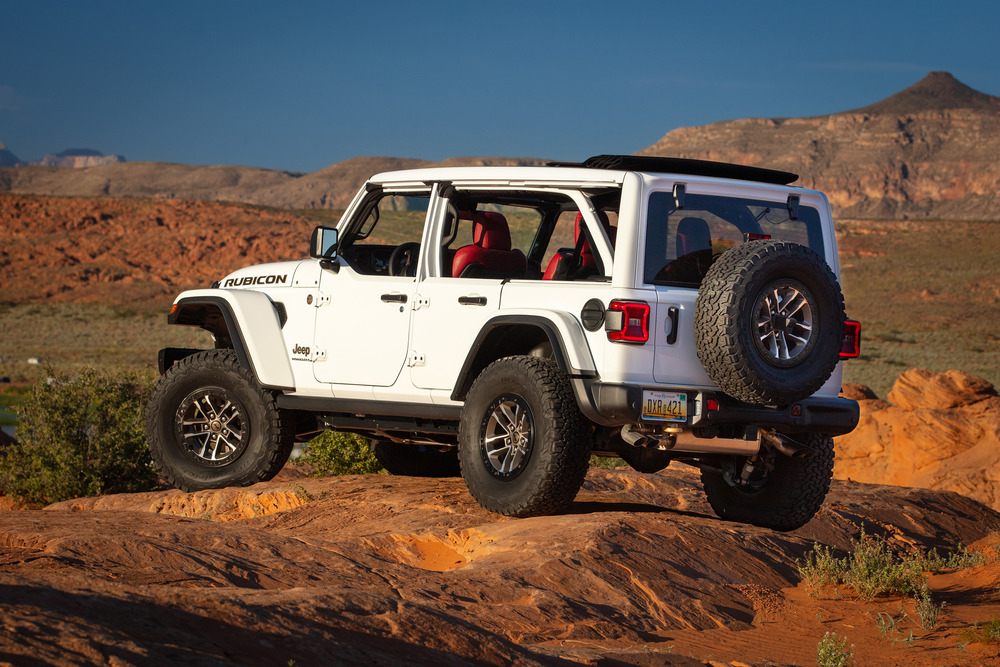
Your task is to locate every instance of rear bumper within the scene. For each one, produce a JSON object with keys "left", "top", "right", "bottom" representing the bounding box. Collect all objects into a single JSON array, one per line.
[{"left": 579, "top": 381, "right": 859, "bottom": 436}]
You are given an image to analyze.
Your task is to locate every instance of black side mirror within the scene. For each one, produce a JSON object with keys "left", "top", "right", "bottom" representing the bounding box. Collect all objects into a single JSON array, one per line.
[
  {"left": 310, "top": 226, "right": 340, "bottom": 272},
  {"left": 310, "top": 226, "right": 338, "bottom": 259}
]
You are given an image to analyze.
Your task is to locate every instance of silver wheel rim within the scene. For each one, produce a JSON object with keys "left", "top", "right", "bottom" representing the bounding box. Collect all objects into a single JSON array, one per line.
[
  {"left": 482, "top": 395, "right": 533, "bottom": 478},
  {"left": 753, "top": 280, "right": 815, "bottom": 365},
  {"left": 176, "top": 388, "right": 249, "bottom": 466}
]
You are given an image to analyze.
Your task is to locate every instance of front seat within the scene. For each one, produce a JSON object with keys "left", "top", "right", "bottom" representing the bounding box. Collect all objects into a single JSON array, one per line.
[
  {"left": 451, "top": 212, "right": 527, "bottom": 279},
  {"left": 543, "top": 211, "right": 615, "bottom": 280}
]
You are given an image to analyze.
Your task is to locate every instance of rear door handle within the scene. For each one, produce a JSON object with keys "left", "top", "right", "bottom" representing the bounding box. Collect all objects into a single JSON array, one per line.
[
  {"left": 458, "top": 296, "right": 487, "bottom": 306},
  {"left": 381, "top": 293, "right": 407, "bottom": 303}
]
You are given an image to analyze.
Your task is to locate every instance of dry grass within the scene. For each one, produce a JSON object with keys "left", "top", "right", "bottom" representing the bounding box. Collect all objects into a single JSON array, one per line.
[{"left": 837, "top": 219, "right": 1000, "bottom": 397}]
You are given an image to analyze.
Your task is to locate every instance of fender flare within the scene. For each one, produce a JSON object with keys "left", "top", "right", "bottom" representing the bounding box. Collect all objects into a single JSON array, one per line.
[
  {"left": 450, "top": 312, "right": 597, "bottom": 402},
  {"left": 167, "top": 289, "right": 295, "bottom": 391}
]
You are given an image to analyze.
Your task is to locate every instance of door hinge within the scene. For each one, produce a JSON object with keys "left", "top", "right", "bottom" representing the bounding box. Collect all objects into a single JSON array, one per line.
[
  {"left": 312, "top": 348, "right": 327, "bottom": 362},
  {"left": 309, "top": 292, "right": 331, "bottom": 308},
  {"left": 412, "top": 295, "right": 430, "bottom": 310},
  {"left": 407, "top": 350, "right": 426, "bottom": 367}
]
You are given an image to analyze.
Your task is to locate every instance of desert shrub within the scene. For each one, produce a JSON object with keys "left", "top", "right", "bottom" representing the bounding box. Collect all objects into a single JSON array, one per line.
[
  {"left": 816, "top": 632, "right": 855, "bottom": 667},
  {"left": 589, "top": 455, "right": 627, "bottom": 469},
  {"left": 0, "top": 367, "right": 159, "bottom": 505},
  {"left": 841, "top": 532, "right": 925, "bottom": 600},
  {"left": 960, "top": 614, "right": 1000, "bottom": 646},
  {"left": 297, "top": 430, "right": 383, "bottom": 476}
]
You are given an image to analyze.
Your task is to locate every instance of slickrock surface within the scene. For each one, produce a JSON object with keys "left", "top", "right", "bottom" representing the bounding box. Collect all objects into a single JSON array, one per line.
[{"left": 3, "top": 465, "right": 999, "bottom": 665}]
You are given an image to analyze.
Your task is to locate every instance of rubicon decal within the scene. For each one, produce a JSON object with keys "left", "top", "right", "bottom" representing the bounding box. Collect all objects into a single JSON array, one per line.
[{"left": 222, "top": 274, "right": 288, "bottom": 288}]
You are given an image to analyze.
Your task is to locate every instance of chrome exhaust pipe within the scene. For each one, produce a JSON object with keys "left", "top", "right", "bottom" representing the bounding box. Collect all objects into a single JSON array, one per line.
[{"left": 760, "top": 430, "right": 812, "bottom": 458}]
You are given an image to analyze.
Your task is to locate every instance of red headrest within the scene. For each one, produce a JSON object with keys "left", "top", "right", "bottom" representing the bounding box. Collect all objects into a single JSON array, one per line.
[
  {"left": 574, "top": 211, "right": 615, "bottom": 252},
  {"left": 472, "top": 212, "right": 511, "bottom": 251}
]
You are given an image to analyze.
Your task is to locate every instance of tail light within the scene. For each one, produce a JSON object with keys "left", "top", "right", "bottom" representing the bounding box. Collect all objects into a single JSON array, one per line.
[
  {"left": 606, "top": 300, "right": 650, "bottom": 343},
  {"left": 840, "top": 319, "right": 861, "bottom": 359}
]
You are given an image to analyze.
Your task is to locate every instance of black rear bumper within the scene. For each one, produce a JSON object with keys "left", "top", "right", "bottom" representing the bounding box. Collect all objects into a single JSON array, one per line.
[{"left": 580, "top": 381, "right": 859, "bottom": 436}]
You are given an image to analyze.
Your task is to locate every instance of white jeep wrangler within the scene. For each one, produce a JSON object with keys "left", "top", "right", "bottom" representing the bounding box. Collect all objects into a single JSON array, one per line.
[{"left": 146, "top": 155, "right": 861, "bottom": 531}]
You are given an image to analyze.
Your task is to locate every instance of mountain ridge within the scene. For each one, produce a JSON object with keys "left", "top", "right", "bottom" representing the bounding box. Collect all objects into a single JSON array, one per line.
[{"left": 2, "top": 72, "right": 998, "bottom": 219}]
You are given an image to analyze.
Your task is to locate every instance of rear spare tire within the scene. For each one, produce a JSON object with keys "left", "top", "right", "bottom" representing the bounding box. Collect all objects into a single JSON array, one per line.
[{"left": 695, "top": 240, "right": 845, "bottom": 405}]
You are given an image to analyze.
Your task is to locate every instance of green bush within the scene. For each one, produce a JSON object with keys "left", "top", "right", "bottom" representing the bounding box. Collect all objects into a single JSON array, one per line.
[
  {"left": 817, "top": 632, "right": 855, "bottom": 667},
  {"left": 0, "top": 367, "right": 159, "bottom": 505},
  {"left": 297, "top": 430, "right": 384, "bottom": 476}
]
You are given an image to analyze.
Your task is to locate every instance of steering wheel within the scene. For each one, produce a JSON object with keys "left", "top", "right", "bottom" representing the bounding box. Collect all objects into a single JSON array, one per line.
[{"left": 389, "top": 242, "right": 421, "bottom": 277}]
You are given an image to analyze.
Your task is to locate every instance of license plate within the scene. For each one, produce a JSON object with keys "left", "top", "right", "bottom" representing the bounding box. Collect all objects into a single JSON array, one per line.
[{"left": 641, "top": 390, "right": 687, "bottom": 422}]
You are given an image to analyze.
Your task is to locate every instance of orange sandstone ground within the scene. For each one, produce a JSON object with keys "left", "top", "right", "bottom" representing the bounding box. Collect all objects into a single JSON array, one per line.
[{"left": 2, "top": 466, "right": 999, "bottom": 666}]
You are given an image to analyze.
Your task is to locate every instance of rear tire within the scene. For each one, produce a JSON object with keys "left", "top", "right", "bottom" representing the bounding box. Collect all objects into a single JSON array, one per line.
[
  {"left": 700, "top": 433, "right": 835, "bottom": 531},
  {"left": 145, "top": 349, "right": 294, "bottom": 491},
  {"left": 459, "top": 356, "right": 589, "bottom": 517},
  {"left": 371, "top": 440, "right": 461, "bottom": 477}
]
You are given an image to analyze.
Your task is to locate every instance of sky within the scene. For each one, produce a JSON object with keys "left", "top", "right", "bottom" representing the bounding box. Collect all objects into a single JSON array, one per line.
[{"left": 3, "top": 0, "right": 999, "bottom": 174}]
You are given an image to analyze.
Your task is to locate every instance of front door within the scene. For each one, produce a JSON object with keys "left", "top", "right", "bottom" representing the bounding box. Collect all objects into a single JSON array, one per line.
[{"left": 312, "top": 191, "right": 429, "bottom": 386}]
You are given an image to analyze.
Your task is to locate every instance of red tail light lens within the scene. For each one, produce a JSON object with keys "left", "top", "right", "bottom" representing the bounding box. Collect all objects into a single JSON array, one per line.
[
  {"left": 607, "top": 300, "right": 650, "bottom": 343},
  {"left": 840, "top": 319, "right": 861, "bottom": 358}
]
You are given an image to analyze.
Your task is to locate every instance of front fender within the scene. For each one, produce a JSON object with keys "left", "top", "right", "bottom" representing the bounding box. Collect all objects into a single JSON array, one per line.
[{"left": 168, "top": 289, "right": 295, "bottom": 391}]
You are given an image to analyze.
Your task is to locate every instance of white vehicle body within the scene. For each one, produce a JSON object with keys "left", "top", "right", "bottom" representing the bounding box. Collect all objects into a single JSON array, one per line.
[{"left": 153, "top": 155, "right": 861, "bottom": 529}]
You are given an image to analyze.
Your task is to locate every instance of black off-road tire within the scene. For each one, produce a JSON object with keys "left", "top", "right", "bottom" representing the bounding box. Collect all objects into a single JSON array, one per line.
[
  {"left": 371, "top": 440, "right": 461, "bottom": 477},
  {"left": 458, "top": 356, "right": 589, "bottom": 517},
  {"left": 695, "top": 240, "right": 845, "bottom": 405},
  {"left": 145, "top": 349, "right": 294, "bottom": 491},
  {"left": 700, "top": 433, "right": 835, "bottom": 531}
]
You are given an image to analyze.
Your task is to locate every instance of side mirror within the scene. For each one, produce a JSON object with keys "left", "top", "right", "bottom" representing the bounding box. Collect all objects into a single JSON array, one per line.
[{"left": 309, "top": 226, "right": 338, "bottom": 260}]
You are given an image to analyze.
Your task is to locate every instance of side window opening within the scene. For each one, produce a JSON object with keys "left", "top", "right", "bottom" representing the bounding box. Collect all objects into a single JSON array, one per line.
[
  {"left": 340, "top": 192, "right": 430, "bottom": 276},
  {"left": 644, "top": 191, "right": 824, "bottom": 287}
]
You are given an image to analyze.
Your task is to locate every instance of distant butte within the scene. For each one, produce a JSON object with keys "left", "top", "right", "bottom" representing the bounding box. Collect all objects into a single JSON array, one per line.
[{"left": 845, "top": 71, "right": 1000, "bottom": 115}]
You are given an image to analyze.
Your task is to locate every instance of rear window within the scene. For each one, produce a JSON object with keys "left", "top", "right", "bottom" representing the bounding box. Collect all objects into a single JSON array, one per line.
[{"left": 643, "top": 191, "right": 825, "bottom": 287}]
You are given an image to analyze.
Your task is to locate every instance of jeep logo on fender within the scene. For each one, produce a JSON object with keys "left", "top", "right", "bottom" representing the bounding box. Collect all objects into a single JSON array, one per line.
[
  {"left": 223, "top": 274, "right": 288, "bottom": 288},
  {"left": 292, "top": 344, "right": 310, "bottom": 357}
]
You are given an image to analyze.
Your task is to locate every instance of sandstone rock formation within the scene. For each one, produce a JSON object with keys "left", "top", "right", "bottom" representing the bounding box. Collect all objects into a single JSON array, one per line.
[
  {"left": 0, "top": 194, "right": 316, "bottom": 305},
  {"left": 3, "top": 466, "right": 998, "bottom": 665},
  {"left": 836, "top": 369, "right": 1000, "bottom": 510},
  {"left": 638, "top": 72, "right": 1000, "bottom": 220}
]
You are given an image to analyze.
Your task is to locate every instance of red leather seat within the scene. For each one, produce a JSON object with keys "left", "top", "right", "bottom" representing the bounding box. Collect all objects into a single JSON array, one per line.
[
  {"left": 543, "top": 211, "right": 615, "bottom": 280},
  {"left": 451, "top": 212, "right": 527, "bottom": 279}
]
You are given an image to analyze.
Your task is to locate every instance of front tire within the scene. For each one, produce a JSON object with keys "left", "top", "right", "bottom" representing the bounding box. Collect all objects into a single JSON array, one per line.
[
  {"left": 700, "top": 433, "right": 835, "bottom": 531},
  {"left": 145, "top": 349, "right": 294, "bottom": 491},
  {"left": 459, "top": 356, "right": 589, "bottom": 517}
]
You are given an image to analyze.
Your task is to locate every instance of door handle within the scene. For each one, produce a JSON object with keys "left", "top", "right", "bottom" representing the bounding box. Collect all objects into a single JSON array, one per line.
[
  {"left": 666, "top": 306, "right": 679, "bottom": 344},
  {"left": 381, "top": 293, "right": 408, "bottom": 303},
  {"left": 458, "top": 296, "right": 487, "bottom": 306}
]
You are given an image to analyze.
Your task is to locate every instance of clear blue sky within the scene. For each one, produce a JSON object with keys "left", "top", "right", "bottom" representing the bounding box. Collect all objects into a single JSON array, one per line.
[{"left": 3, "top": 0, "right": 998, "bottom": 173}]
